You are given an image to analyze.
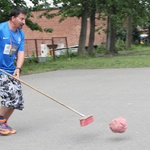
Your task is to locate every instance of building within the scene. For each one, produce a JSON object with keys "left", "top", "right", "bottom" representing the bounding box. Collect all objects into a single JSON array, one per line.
[{"left": 23, "top": 8, "right": 107, "bottom": 57}]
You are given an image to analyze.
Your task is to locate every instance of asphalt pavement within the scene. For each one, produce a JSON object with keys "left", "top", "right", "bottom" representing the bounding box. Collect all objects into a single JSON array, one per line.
[{"left": 1, "top": 68, "right": 150, "bottom": 150}]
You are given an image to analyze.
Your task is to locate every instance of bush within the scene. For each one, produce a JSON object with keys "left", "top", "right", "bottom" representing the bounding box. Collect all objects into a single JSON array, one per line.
[
  {"left": 27, "top": 52, "right": 38, "bottom": 63},
  {"left": 116, "top": 39, "right": 126, "bottom": 51},
  {"left": 95, "top": 43, "right": 106, "bottom": 54}
]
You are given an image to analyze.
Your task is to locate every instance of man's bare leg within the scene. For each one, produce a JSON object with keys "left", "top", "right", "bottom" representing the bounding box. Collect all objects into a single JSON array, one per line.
[
  {"left": 0, "top": 106, "right": 16, "bottom": 134},
  {"left": 0, "top": 106, "right": 14, "bottom": 120}
]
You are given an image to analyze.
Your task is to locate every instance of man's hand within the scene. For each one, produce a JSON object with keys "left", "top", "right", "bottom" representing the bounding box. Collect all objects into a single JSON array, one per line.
[{"left": 13, "top": 68, "right": 21, "bottom": 78}]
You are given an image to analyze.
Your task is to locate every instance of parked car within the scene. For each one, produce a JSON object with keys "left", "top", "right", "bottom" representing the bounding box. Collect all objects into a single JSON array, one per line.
[
  {"left": 54, "top": 45, "right": 78, "bottom": 57},
  {"left": 140, "top": 34, "right": 149, "bottom": 44}
]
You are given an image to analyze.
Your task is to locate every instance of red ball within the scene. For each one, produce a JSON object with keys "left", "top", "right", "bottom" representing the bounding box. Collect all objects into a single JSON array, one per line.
[{"left": 109, "top": 117, "right": 127, "bottom": 133}]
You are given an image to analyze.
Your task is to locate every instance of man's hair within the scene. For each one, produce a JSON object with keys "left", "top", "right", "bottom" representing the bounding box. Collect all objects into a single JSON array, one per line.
[{"left": 9, "top": 8, "right": 27, "bottom": 20}]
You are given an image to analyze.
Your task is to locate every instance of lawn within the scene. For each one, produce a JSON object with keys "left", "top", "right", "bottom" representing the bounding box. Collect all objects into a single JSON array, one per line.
[{"left": 22, "top": 45, "right": 150, "bottom": 75}]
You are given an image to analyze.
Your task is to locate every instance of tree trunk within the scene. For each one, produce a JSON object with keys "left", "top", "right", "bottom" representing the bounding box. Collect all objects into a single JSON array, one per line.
[
  {"left": 78, "top": 3, "right": 88, "bottom": 56},
  {"left": 126, "top": 16, "right": 133, "bottom": 50},
  {"left": 87, "top": 7, "right": 96, "bottom": 56},
  {"left": 148, "top": 25, "right": 150, "bottom": 44},
  {"left": 106, "top": 15, "right": 117, "bottom": 54}
]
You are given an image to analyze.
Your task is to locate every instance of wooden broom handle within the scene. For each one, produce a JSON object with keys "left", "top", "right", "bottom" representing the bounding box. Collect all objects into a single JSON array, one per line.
[{"left": 0, "top": 69, "right": 85, "bottom": 117}]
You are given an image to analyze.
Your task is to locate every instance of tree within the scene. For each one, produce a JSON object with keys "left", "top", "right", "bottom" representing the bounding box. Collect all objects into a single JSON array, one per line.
[
  {"left": 87, "top": 7, "right": 96, "bottom": 56},
  {"left": 126, "top": 16, "right": 133, "bottom": 50},
  {"left": 0, "top": 0, "right": 53, "bottom": 32},
  {"left": 124, "top": 0, "right": 150, "bottom": 50},
  {"left": 53, "top": 0, "right": 85, "bottom": 55},
  {"left": 53, "top": 0, "right": 104, "bottom": 56},
  {"left": 77, "top": 1, "right": 89, "bottom": 56},
  {"left": 96, "top": 0, "right": 150, "bottom": 53},
  {"left": 2, "top": 0, "right": 149, "bottom": 56},
  {"left": 87, "top": 1, "right": 96, "bottom": 56},
  {"left": 97, "top": 1, "right": 126, "bottom": 54}
]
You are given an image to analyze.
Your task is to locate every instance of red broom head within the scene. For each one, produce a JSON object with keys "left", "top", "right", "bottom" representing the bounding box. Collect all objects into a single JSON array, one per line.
[{"left": 80, "top": 115, "right": 94, "bottom": 127}]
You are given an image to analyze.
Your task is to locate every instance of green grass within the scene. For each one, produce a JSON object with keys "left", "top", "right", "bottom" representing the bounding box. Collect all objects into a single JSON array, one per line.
[{"left": 22, "top": 45, "right": 150, "bottom": 75}]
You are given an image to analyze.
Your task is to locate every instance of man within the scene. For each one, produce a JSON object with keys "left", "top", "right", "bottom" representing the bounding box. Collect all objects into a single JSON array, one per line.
[{"left": 0, "top": 8, "right": 27, "bottom": 135}]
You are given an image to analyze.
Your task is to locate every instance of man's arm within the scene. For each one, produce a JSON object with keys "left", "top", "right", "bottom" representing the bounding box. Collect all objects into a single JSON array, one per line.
[{"left": 13, "top": 51, "right": 24, "bottom": 77}]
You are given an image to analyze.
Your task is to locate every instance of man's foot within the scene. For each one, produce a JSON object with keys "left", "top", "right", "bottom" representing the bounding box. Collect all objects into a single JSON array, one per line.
[
  {"left": 5, "top": 122, "right": 16, "bottom": 134},
  {"left": 0, "top": 119, "right": 10, "bottom": 135}
]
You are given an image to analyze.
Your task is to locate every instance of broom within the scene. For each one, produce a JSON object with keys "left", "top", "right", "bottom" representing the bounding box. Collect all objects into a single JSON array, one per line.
[{"left": 0, "top": 69, "right": 94, "bottom": 127}]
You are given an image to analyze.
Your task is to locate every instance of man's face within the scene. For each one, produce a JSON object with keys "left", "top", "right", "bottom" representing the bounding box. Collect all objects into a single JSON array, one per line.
[{"left": 12, "top": 13, "right": 27, "bottom": 29}]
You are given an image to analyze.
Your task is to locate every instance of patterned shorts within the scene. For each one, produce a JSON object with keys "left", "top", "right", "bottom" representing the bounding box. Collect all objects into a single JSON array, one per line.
[{"left": 0, "top": 74, "right": 24, "bottom": 110}]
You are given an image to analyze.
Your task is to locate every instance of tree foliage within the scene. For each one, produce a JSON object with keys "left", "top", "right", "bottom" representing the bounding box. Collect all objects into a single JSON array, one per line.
[
  {"left": 1, "top": 0, "right": 149, "bottom": 56},
  {"left": 0, "top": 0, "right": 53, "bottom": 32},
  {"left": 53, "top": 0, "right": 150, "bottom": 54},
  {"left": 95, "top": 0, "right": 150, "bottom": 53}
]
